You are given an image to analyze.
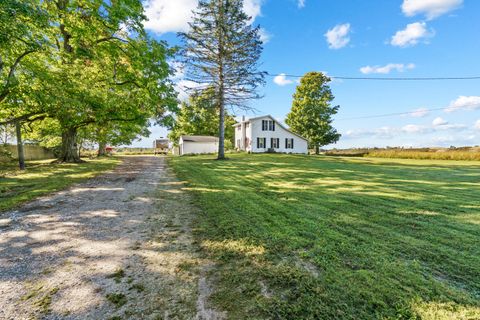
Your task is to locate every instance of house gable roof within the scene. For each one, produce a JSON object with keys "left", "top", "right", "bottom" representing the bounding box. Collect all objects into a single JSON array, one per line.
[
  {"left": 234, "top": 115, "right": 308, "bottom": 142},
  {"left": 180, "top": 135, "right": 219, "bottom": 143}
]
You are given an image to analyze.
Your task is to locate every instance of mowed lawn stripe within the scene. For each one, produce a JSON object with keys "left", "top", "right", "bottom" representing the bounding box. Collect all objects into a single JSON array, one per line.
[{"left": 170, "top": 154, "right": 480, "bottom": 319}]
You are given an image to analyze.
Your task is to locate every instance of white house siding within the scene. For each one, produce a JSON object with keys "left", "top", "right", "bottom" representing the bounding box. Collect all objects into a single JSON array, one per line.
[
  {"left": 235, "top": 116, "right": 308, "bottom": 154},
  {"left": 179, "top": 139, "right": 218, "bottom": 155},
  {"left": 235, "top": 122, "right": 253, "bottom": 151}
]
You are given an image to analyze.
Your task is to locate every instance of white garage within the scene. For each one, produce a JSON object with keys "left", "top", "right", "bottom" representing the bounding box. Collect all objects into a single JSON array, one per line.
[{"left": 179, "top": 135, "right": 219, "bottom": 155}]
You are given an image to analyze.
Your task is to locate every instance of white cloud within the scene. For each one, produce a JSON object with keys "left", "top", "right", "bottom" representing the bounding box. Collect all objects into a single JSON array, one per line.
[
  {"left": 475, "top": 120, "right": 480, "bottom": 130},
  {"left": 343, "top": 127, "right": 398, "bottom": 139},
  {"left": 432, "top": 117, "right": 448, "bottom": 126},
  {"left": 325, "top": 23, "right": 351, "bottom": 49},
  {"left": 408, "top": 108, "right": 429, "bottom": 118},
  {"left": 273, "top": 73, "right": 294, "bottom": 86},
  {"left": 402, "top": 0, "right": 463, "bottom": 20},
  {"left": 438, "top": 123, "right": 467, "bottom": 130},
  {"left": 402, "top": 124, "right": 429, "bottom": 134},
  {"left": 259, "top": 28, "right": 271, "bottom": 44},
  {"left": 298, "top": 0, "right": 306, "bottom": 8},
  {"left": 360, "top": 63, "right": 415, "bottom": 74},
  {"left": 144, "top": 0, "right": 264, "bottom": 34},
  {"left": 430, "top": 117, "right": 467, "bottom": 130},
  {"left": 143, "top": 0, "right": 198, "bottom": 34},
  {"left": 390, "top": 22, "right": 434, "bottom": 47},
  {"left": 243, "top": 0, "right": 263, "bottom": 22},
  {"left": 445, "top": 96, "right": 480, "bottom": 112}
]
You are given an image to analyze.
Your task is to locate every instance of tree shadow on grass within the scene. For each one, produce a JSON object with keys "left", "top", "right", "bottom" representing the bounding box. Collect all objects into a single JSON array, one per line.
[{"left": 171, "top": 154, "right": 480, "bottom": 319}]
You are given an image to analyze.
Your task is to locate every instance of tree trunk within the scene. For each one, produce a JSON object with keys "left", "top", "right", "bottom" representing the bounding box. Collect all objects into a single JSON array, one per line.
[
  {"left": 217, "top": 100, "right": 225, "bottom": 160},
  {"left": 98, "top": 141, "right": 107, "bottom": 156},
  {"left": 315, "top": 144, "right": 320, "bottom": 155},
  {"left": 216, "top": 0, "right": 225, "bottom": 160},
  {"left": 58, "top": 127, "right": 82, "bottom": 162},
  {"left": 15, "top": 121, "right": 25, "bottom": 170}
]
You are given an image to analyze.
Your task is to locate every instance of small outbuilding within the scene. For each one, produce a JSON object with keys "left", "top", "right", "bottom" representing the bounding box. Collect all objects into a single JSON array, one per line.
[{"left": 179, "top": 135, "right": 219, "bottom": 155}]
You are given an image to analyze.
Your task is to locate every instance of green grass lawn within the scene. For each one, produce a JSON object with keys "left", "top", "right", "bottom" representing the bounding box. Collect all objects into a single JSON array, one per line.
[
  {"left": 169, "top": 153, "right": 480, "bottom": 320},
  {"left": 0, "top": 157, "right": 120, "bottom": 212}
]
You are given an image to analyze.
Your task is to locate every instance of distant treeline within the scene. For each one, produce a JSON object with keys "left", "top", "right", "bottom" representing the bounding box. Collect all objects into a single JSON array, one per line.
[{"left": 324, "top": 147, "right": 480, "bottom": 161}]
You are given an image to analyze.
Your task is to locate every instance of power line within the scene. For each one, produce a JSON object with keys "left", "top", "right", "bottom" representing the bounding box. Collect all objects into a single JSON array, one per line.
[
  {"left": 266, "top": 72, "right": 480, "bottom": 81},
  {"left": 336, "top": 107, "right": 447, "bottom": 121}
]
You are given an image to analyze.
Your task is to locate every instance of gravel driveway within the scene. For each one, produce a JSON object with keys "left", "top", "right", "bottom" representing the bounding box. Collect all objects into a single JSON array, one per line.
[{"left": 0, "top": 156, "right": 223, "bottom": 320}]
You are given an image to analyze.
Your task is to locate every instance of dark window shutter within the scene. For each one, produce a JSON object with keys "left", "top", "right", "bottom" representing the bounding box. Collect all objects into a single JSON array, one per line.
[
  {"left": 291, "top": 139, "right": 294, "bottom": 149},
  {"left": 257, "top": 137, "right": 260, "bottom": 148},
  {"left": 270, "top": 138, "right": 273, "bottom": 148},
  {"left": 285, "top": 138, "right": 288, "bottom": 148},
  {"left": 273, "top": 121, "right": 275, "bottom": 131}
]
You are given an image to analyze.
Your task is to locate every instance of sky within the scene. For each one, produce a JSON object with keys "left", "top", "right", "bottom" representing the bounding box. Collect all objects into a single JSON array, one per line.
[{"left": 132, "top": 0, "right": 480, "bottom": 149}]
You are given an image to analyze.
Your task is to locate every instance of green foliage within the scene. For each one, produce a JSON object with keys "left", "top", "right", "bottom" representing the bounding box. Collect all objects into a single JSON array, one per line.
[
  {"left": 169, "top": 89, "right": 236, "bottom": 146},
  {"left": 23, "top": 118, "right": 62, "bottom": 149},
  {"left": 1, "top": 0, "right": 177, "bottom": 162},
  {"left": 286, "top": 72, "right": 341, "bottom": 152},
  {"left": 106, "top": 293, "right": 127, "bottom": 308},
  {"left": 0, "top": 0, "right": 50, "bottom": 104},
  {"left": 170, "top": 154, "right": 480, "bottom": 319}
]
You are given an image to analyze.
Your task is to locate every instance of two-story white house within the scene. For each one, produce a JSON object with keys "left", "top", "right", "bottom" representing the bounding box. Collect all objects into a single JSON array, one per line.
[{"left": 234, "top": 115, "right": 308, "bottom": 154}]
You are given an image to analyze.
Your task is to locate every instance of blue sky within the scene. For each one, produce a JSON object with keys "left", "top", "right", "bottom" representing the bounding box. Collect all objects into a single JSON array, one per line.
[{"left": 134, "top": 0, "right": 480, "bottom": 148}]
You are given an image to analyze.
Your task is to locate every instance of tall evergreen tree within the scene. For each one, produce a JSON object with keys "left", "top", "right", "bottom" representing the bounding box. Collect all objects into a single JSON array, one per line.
[
  {"left": 286, "top": 72, "right": 341, "bottom": 154},
  {"left": 179, "top": 0, "right": 265, "bottom": 159}
]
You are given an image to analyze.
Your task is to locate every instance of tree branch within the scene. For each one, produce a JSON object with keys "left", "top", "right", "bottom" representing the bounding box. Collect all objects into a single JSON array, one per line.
[
  {"left": 0, "top": 50, "right": 36, "bottom": 103},
  {"left": 0, "top": 112, "right": 47, "bottom": 126}
]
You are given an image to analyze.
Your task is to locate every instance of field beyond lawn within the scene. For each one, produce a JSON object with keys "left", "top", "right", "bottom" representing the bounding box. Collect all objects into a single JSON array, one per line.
[
  {"left": 169, "top": 154, "right": 480, "bottom": 320},
  {"left": 0, "top": 157, "right": 120, "bottom": 212}
]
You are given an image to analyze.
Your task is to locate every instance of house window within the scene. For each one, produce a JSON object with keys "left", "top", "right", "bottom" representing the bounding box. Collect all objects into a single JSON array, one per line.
[
  {"left": 237, "top": 139, "right": 241, "bottom": 148},
  {"left": 285, "top": 138, "right": 294, "bottom": 149},
  {"left": 237, "top": 125, "right": 241, "bottom": 131},
  {"left": 271, "top": 138, "right": 279, "bottom": 148},
  {"left": 246, "top": 122, "right": 249, "bottom": 128},
  {"left": 257, "top": 137, "right": 266, "bottom": 148},
  {"left": 262, "top": 120, "right": 275, "bottom": 131}
]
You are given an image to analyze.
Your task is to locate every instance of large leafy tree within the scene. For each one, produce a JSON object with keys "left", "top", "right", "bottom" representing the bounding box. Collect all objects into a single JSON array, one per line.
[
  {"left": 286, "top": 72, "right": 341, "bottom": 154},
  {"left": 1, "top": 0, "right": 177, "bottom": 164},
  {"left": 179, "top": 0, "right": 265, "bottom": 159},
  {"left": 169, "top": 89, "right": 236, "bottom": 146},
  {"left": 42, "top": 0, "right": 176, "bottom": 162},
  {"left": 0, "top": 0, "right": 51, "bottom": 168}
]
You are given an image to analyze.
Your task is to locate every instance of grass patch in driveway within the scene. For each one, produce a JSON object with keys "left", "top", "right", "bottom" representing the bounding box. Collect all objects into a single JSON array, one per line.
[
  {"left": 0, "top": 157, "right": 120, "bottom": 212},
  {"left": 169, "top": 153, "right": 480, "bottom": 320}
]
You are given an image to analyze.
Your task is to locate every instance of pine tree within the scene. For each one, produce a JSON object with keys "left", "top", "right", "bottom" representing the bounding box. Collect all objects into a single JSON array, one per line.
[
  {"left": 179, "top": 0, "right": 265, "bottom": 159},
  {"left": 286, "top": 72, "right": 341, "bottom": 154}
]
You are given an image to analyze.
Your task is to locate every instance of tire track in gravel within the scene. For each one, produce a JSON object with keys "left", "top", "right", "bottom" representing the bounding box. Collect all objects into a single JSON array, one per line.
[{"left": 0, "top": 156, "right": 224, "bottom": 320}]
